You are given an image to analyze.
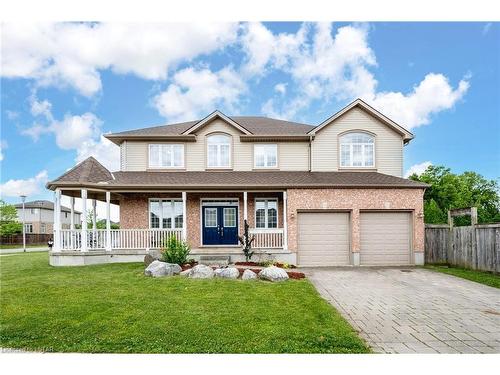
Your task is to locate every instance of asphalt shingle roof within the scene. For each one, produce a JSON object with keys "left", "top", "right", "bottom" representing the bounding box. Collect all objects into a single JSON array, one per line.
[
  {"left": 106, "top": 116, "right": 315, "bottom": 137},
  {"left": 47, "top": 158, "right": 428, "bottom": 190}
]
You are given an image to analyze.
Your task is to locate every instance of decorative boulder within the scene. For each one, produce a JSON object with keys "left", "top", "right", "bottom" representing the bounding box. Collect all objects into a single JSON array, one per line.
[
  {"left": 144, "top": 260, "right": 182, "bottom": 277},
  {"left": 168, "top": 263, "right": 182, "bottom": 275},
  {"left": 144, "top": 254, "right": 155, "bottom": 267},
  {"left": 179, "top": 268, "right": 192, "bottom": 277},
  {"left": 258, "top": 266, "right": 289, "bottom": 282},
  {"left": 242, "top": 269, "right": 257, "bottom": 280},
  {"left": 214, "top": 267, "right": 240, "bottom": 279},
  {"left": 144, "top": 250, "right": 162, "bottom": 266},
  {"left": 188, "top": 264, "right": 215, "bottom": 279}
]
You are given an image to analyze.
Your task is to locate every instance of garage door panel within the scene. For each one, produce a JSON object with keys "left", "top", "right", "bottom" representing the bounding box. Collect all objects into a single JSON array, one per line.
[
  {"left": 298, "top": 212, "right": 350, "bottom": 267},
  {"left": 360, "top": 212, "right": 411, "bottom": 266}
]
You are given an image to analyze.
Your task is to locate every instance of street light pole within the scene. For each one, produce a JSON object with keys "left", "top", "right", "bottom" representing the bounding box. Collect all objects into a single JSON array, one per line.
[{"left": 20, "top": 195, "right": 27, "bottom": 252}]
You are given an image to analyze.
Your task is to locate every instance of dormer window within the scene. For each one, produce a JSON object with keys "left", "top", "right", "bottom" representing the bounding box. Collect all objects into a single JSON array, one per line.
[
  {"left": 207, "top": 134, "right": 231, "bottom": 168},
  {"left": 340, "top": 132, "right": 375, "bottom": 168}
]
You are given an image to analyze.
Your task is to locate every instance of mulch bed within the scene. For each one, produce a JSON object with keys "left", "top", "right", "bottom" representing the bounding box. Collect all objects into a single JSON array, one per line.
[{"left": 180, "top": 263, "right": 305, "bottom": 279}]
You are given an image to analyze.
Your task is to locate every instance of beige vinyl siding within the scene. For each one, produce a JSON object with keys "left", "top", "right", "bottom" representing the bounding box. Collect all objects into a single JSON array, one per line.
[
  {"left": 297, "top": 212, "right": 350, "bottom": 266},
  {"left": 311, "top": 107, "right": 404, "bottom": 177},
  {"left": 360, "top": 212, "right": 411, "bottom": 265},
  {"left": 122, "top": 141, "right": 148, "bottom": 171},
  {"left": 279, "top": 143, "right": 309, "bottom": 171},
  {"left": 187, "top": 118, "right": 253, "bottom": 171}
]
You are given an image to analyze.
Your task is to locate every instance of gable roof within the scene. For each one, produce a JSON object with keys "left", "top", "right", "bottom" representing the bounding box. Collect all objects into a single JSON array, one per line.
[
  {"left": 103, "top": 98, "right": 414, "bottom": 145},
  {"left": 181, "top": 110, "right": 252, "bottom": 135},
  {"left": 48, "top": 157, "right": 113, "bottom": 186},
  {"left": 308, "top": 99, "right": 414, "bottom": 142},
  {"left": 104, "top": 115, "right": 315, "bottom": 144},
  {"left": 14, "top": 200, "right": 81, "bottom": 214}
]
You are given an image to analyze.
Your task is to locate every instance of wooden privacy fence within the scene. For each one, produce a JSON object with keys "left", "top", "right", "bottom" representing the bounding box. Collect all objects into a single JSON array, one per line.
[
  {"left": 425, "top": 207, "right": 499, "bottom": 273},
  {"left": 0, "top": 233, "right": 52, "bottom": 246}
]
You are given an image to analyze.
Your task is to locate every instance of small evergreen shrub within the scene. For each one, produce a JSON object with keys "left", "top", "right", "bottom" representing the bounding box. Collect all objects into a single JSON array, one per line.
[{"left": 161, "top": 235, "right": 190, "bottom": 265}]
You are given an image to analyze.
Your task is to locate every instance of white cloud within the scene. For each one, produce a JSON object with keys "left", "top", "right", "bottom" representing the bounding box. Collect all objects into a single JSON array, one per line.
[
  {"left": 21, "top": 94, "right": 119, "bottom": 170},
  {"left": 274, "top": 83, "right": 287, "bottom": 95},
  {"left": 52, "top": 113, "right": 102, "bottom": 150},
  {"left": 76, "top": 135, "right": 120, "bottom": 171},
  {"left": 245, "top": 22, "right": 469, "bottom": 129},
  {"left": 366, "top": 73, "right": 470, "bottom": 129},
  {"left": 1, "top": 23, "right": 239, "bottom": 96},
  {"left": 404, "top": 161, "right": 433, "bottom": 178},
  {"left": 0, "top": 170, "right": 48, "bottom": 198},
  {"left": 153, "top": 66, "right": 246, "bottom": 121}
]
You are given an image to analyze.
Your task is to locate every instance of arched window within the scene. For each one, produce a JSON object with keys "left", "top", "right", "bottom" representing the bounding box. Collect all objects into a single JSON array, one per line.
[
  {"left": 207, "top": 134, "right": 231, "bottom": 168},
  {"left": 340, "top": 132, "right": 375, "bottom": 167}
]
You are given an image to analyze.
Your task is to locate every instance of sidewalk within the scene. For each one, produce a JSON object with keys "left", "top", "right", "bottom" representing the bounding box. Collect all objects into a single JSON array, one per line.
[{"left": 0, "top": 247, "right": 48, "bottom": 255}]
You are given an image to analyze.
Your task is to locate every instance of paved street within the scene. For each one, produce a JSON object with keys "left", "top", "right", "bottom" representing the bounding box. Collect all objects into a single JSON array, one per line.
[{"left": 305, "top": 267, "right": 500, "bottom": 353}]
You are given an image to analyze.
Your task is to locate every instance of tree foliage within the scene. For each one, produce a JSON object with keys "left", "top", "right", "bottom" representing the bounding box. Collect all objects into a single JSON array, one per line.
[
  {"left": 409, "top": 165, "right": 500, "bottom": 225},
  {"left": 0, "top": 200, "right": 22, "bottom": 235}
]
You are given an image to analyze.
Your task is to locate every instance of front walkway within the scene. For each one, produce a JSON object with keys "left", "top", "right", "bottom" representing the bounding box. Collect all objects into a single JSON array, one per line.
[{"left": 305, "top": 267, "right": 500, "bottom": 353}]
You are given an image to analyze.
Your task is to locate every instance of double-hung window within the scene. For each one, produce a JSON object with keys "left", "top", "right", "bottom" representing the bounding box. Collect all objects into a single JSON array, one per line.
[
  {"left": 149, "top": 144, "right": 184, "bottom": 168},
  {"left": 339, "top": 132, "right": 375, "bottom": 168},
  {"left": 254, "top": 144, "right": 277, "bottom": 168},
  {"left": 255, "top": 199, "right": 278, "bottom": 229},
  {"left": 149, "top": 199, "right": 183, "bottom": 229},
  {"left": 207, "top": 134, "right": 231, "bottom": 168}
]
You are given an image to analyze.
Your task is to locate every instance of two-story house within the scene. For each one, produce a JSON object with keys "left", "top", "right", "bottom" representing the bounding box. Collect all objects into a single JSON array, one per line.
[
  {"left": 14, "top": 200, "right": 81, "bottom": 234},
  {"left": 47, "top": 99, "right": 427, "bottom": 267}
]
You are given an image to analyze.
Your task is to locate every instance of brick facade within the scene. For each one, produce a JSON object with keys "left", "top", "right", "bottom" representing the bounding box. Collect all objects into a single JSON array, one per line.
[
  {"left": 118, "top": 189, "right": 424, "bottom": 261},
  {"left": 119, "top": 192, "right": 284, "bottom": 249},
  {"left": 286, "top": 188, "right": 425, "bottom": 254}
]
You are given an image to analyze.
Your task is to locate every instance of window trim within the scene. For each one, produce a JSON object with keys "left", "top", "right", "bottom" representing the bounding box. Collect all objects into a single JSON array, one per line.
[
  {"left": 148, "top": 198, "right": 184, "bottom": 229},
  {"left": 338, "top": 131, "right": 376, "bottom": 169},
  {"left": 254, "top": 198, "right": 279, "bottom": 229},
  {"left": 148, "top": 143, "right": 185, "bottom": 169},
  {"left": 206, "top": 133, "right": 232, "bottom": 169},
  {"left": 24, "top": 223, "right": 33, "bottom": 233},
  {"left": 253, "top": 143, "right": 278, "bottom": 169},
  {"left": 204, "top": 207, "right": 218, "bottom": 228}
]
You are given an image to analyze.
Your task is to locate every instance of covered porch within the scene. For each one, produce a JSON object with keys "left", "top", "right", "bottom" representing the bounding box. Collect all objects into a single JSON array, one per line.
[{"left": 50, "top": 188, "right": 289, "bottom": 264}]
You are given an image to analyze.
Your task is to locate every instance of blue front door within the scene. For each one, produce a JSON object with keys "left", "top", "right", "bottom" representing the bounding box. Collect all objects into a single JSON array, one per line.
[{"left": 202, "top": 205, "right": 238, "bottom": 245}]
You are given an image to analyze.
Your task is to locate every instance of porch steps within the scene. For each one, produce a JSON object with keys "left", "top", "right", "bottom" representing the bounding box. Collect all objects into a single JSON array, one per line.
[{"left": 199, "top": 256, "right": 230, "bottom": 267}]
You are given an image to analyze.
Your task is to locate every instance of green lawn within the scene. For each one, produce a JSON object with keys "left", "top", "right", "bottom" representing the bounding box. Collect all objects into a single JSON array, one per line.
[
  {"left": 426, "top": 265, "right": 500, "bottom": 289},
  {"left": 0, "top": 252, "right": 369, "bottom": 353}
]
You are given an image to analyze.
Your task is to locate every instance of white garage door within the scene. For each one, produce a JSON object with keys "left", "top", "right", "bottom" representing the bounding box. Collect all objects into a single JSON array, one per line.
[
  {"left": 298, "top": 212, "right": 350, "bottom": 266},
  {"left": 360, "top": 212, "right": 411, "bottom": 265}
]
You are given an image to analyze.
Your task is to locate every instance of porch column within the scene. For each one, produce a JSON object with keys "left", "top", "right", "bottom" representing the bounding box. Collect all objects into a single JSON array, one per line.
[
  {"left": 81, "top": 189, "right": 88, "bottom": 252},
  {"left": 182, "top": 192, "right": 187, "bottom": 241},
  {"left": 70, "top": 196, "right": 75, "bottom": 249},
  {"left": 92, "top": 199, "right": 97, "bottom": 248},
  {"left": 105, "top": 191, "right": 111, "bottom": 251},
  {"left": 53, "top": 188, "right": 61, "bottom": 252},
  {"left": 283, "top": 191, "right": 288, "bottom": 251},
  {"left": 243, "top": 191, "right": 248, "bottom": 222}
]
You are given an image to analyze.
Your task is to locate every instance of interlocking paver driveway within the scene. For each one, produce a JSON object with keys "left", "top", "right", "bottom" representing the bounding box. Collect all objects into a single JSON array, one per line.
[{"left": 305, "top": 267, "right": 500, "bottom": 353}]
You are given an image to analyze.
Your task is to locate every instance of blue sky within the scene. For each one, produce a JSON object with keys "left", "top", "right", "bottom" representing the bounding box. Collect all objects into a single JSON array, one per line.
[{"left": 1, "top": 22, "right": 499, "bottom": 215}]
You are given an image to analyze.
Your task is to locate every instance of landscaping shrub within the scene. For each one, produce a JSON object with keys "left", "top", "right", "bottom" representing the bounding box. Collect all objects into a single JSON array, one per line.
[{"left": 161, "top": 235, "right": 190, "bottom": 265}]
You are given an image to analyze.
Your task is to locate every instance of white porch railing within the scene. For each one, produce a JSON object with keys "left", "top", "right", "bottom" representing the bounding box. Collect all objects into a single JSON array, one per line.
[
  {"left": 59, "top": 229, "right": 183, "bottom": 251},
  {"left": 249, "top": 228, "right": 284, "bottom": 249}
]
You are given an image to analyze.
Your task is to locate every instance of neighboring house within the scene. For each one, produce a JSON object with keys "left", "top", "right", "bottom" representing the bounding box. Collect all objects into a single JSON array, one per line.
[
  {"left": 46, "top": 99, "right": 428, "bottom": 266},
  {"left": 14, "top": 200, "right": 81, "bottom": 234}
]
